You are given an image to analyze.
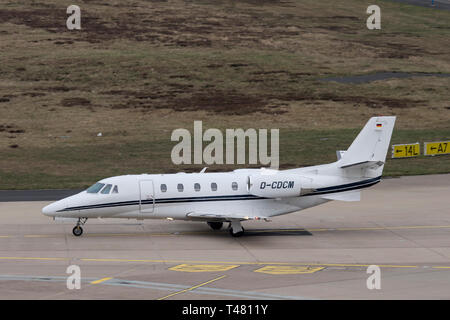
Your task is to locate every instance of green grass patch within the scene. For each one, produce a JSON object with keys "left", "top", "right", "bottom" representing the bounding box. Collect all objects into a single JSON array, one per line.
[{"left": 1, "top": 128, "right": 448, "bottom": 189}]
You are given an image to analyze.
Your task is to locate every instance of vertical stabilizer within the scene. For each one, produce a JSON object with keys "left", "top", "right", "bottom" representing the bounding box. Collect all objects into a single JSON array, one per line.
[{"left": 338, "top": 116, "right": 396, "bottom": 175}]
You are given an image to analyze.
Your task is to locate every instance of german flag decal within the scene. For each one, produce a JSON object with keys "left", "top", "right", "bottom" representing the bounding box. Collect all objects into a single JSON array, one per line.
[{"left": 376, "top": 123, "right": 382, "bottom": 128}]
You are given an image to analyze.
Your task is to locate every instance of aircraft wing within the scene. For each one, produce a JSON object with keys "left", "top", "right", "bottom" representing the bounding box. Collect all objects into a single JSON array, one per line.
[
  {"left": 186, "top": 212, "right": 266, "bottom": 221},
  {"left": 320, "top": 191, "right": 361, "bottom": 202}
]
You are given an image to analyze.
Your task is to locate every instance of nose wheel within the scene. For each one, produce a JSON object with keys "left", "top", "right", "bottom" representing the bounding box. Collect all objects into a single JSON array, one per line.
[
  {"left": 72, "top": 226, "right": 83, "bottom": 237},
  {"left": 72, "top": 218, "right": 87, "bottom": 237}
]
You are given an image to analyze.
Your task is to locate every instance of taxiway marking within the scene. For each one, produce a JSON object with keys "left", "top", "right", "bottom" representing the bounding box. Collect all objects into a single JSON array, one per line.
[
  {"left": 309, "top": 225, "right": 450, "bottom": 232},
  {"left": 24, "top": 235, "right": 53, "bottom": 238},
  {"left": 157, "top": 275, "right": 227, "bottom": 300},
  {"left": 169, "top": 264, "right": 239, "bottom": 272},
  {"left": 0, "top": 274, "right": 304, "bottom": 299},
  {"left": 1, "top": 224, "right": 450, "bottom": 240},
  {"left": 0, "top": 224, "right": 449, "bottom": 239},
  {"left": 90, "top": 277, "right": 113, "bottom": 284},
  {"left": 254, "top": 266, "right": 325, "bottom": 275},
  {"left": 0, "top": 256, "right": 68, "bottom": 261},
  {"left": 79, "top": 258, "right": 421, "bottom": 269},
  {"left": 0, "top": 256, "right": 439, "bottom": 270}
]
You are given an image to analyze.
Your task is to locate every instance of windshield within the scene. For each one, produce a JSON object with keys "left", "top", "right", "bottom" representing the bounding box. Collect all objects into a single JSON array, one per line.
[
  {"left": 86, "top": 182, "right": 105, "bottom": 193},
  {"left": 101, "top": 184, "right": 112, "bottom": 194}
]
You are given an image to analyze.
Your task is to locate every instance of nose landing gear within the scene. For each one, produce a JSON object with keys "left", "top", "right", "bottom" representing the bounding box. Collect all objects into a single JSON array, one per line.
[{"left": 72, "top": 218, "right": 88, "bottom": 237}]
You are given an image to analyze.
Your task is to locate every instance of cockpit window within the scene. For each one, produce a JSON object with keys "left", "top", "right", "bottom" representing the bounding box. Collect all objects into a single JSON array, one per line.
[
  {"left": 101, "top": 184, "right": 113, "bottom": 194},
  {"left": 86, "top": 182, "right": 105, "bottom": 193},
  {"left": 112, "top": 185, "right": 119, "bottom": 194}
]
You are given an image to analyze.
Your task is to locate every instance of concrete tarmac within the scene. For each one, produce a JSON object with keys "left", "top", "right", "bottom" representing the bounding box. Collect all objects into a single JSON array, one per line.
[
  {"left": 0, "top": 174, "right": 449, "bottom": 299},
  {"left": 0, "top": 189, "right": 83, "bottom": 202}
]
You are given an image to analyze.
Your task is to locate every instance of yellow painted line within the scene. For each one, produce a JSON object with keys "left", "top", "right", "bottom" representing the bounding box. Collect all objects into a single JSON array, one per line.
[
  {"left": 79, "top": 258, "right": 418, "bottom": 269},
  {"left": 90, "top": 277, "right": 112, "bottom": 284},
  {"left": 157, "top": 275, "right": 226, "bottom": 300},
  {"left": 254, "top": 265, "right": 324, "bottom": 275},
  {"left": 81, "top": 258, "right": 258, "bottom": 265},
  {"left": 81, "top": 258, "right": 171, "bottom": 263},
  {"left": 432, "top": 266, "right": 450, "bottom": 269},
  {"left": 304, "top": 263, "right": 418, "bottom": 269},
  {"left": 310, "top": 225, "right": 450, "bottom": 232},
  {"left": 0, "top": 224, "right": 445, "bottom": 240},
  {"left": 0, "top": 256, "right": 417, "bottom": 270},
  {"left": 85, "top": 224, "right": 450, "bottom": 236},
  {"left": 2, "top": 256, "right": 449, "bottom": 270},
  {"left": 24, "top": 235, "right": 53, "bottom": 238},
  {"left": 87, "top": 231, "right": 213, "bottom": 237},
  {"left": 169, "top": 264, "right": 239, "bottom": 272},
  {"left": 89, "top": 233, "right": 171, "bottom": 237},
  {"left": 0, "top": 256, "right": 68, "bottom": 261}
]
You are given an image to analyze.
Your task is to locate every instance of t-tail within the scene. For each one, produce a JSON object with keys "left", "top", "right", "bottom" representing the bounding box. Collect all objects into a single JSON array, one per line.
[{"left": 337, "top": 116, "right": 396, "bottom": 178}]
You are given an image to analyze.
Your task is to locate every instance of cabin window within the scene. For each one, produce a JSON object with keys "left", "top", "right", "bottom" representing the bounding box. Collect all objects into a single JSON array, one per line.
[
  {"left": 177, "top": 184, "right": 184, "bottom": 192},
  {"left": 112, "top": 185, "right": 119, "bottom": 194},
  {"left": 211, "top": 182, "right": 217, "bottom": 191},
  {"left": 86, "top": 182, "right": 105, "bottom": 194},
  {"left": 194, "top": 183, "right": 201, "bottom": 192},
  {"left": 101, "top": 184, "right": 112, "bottom": 194},
  {"left": 232, "top": 182, "right": 238, "bottom": 191},
  {"left": 161, "top": 184, "right": 167, "bottom": 192}
]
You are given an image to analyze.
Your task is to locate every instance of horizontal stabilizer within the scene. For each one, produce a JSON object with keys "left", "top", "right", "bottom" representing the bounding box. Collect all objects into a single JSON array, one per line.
[
  {"left": 321, "top": 191, "right": 360, "bottom": 202},
  {"left": 340, "top": 160, "right": 384, "bottom": 169}
]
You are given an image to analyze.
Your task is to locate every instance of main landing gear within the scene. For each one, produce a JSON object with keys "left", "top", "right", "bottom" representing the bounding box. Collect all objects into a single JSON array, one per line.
[
  {"left": 72, "top": 218, "right": 88, "bottom": 237},
  {"left": 229, "top": 220, "right": 244, "bottom": 237},
  {"left": 206, "top": 220, "right": 245, "bottom": 237},
  {"left": 207, "top": 221, "right": 223, "bottom": 230}
]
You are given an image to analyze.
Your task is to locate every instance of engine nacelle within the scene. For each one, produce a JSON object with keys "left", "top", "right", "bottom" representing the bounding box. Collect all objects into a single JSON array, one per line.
[{"left": 249, "top": 173, "right": 302, "bottom": 198}]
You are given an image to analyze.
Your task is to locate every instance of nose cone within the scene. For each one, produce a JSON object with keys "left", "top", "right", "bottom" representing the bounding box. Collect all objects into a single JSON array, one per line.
[{"left": 42, "top": 200, "right": 66, "bottom": 217}]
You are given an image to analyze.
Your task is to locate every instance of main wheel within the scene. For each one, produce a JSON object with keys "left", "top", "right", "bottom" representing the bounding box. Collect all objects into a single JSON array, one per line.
[
  {"left": 72, "top": 226, "right": 83, "bottom": 237},
  {"left": 229, "top": 227, "right": 244, "bottom": 237},
  {"left": 207, "top": 222, "right": 223, "bottom": 230}
]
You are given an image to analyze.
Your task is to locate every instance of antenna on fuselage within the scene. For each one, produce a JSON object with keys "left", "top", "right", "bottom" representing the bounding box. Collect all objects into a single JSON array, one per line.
[{"left": 200, "top": 167, "right": 208, "bottom": 173}]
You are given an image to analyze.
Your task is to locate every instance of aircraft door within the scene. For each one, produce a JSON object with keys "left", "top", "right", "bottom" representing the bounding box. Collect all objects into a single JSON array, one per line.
[{"left": 139, "top": 180, "right": 155, "bottom": 214}]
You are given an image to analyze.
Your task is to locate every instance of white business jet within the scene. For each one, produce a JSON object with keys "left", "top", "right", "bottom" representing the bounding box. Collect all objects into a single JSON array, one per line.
[{"left": 42, "top": 116, "right": 395, "bottom": 237}]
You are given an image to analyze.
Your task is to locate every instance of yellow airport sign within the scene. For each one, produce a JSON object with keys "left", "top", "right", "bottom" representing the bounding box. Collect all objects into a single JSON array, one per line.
[
  {"left": 392, "top": 143, "right": 420, "bottom": 158},
  {"left": 424, "top": 141, "right": 450, "bottom": 156}
]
